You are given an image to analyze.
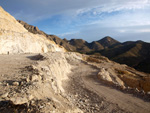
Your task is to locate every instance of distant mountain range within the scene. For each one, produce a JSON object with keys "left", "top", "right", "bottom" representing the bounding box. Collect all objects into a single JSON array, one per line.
[{"left": 18, "top": 20, "right": 150, "bottom": 73}]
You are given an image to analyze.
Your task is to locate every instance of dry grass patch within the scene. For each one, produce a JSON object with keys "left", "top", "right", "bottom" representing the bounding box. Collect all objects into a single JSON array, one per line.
[
  {"left": 86, "top": 56, "right": 102, "bottom": 63},
  {"left": 85, "top": 55, "right": 110, "bottom": 63},
  {"left": 115, "top": 69, "right": 129, "bottom": 75}
]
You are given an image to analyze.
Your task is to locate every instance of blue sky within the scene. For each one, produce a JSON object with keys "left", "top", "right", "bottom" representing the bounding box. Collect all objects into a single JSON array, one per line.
[{"left": 0, "top": 0, "right": 150, "bottom": 42}]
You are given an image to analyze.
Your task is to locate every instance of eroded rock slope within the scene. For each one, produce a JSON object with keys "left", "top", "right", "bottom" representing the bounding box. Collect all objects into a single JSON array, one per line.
[
  {"left": 0, "top": 53, "right": 83, "bottom": 113},
  {"left": 0, "top": 6, "right": 64, "bottom": 54}
]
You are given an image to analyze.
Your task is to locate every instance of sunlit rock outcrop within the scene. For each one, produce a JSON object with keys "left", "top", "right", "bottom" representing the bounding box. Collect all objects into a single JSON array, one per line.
[{"left": 0, "top": 6, "right": 65, "bottom": 54}]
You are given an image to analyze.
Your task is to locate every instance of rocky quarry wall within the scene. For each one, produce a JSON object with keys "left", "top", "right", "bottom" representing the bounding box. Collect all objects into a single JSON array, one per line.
[{"left": 0, "top": 6, "right": 65, "bottom": 54}]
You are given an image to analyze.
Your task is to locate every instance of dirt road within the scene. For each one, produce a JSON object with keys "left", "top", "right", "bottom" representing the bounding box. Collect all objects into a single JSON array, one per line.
[
  {"left": 0, "top": 54, "right": 150, "bottom": 113},
  {"left": 65, "top": 61, "right": 150, "bottom": 113},
  {"left": 0, "top": 54, "right": 37, "bottom": 96}
]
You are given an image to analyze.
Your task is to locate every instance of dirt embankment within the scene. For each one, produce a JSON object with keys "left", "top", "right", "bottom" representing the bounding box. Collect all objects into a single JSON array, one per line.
[
  {"left": 64, "top": 56, "right": 150, "bottom": 113},
  {"left": 0, "top": 53, "right": 82, "bottom": 113},
  {"left": 85, "top": 55, "right": 150, "bottom": 93},
  {"left": 0, "top": 53, "right": 150, "bottom": 113}
]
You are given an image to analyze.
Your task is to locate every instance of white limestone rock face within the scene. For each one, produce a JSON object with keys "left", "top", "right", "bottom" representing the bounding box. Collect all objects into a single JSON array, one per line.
[
  {"left": 98, "top": 68, "right": 113, "bottom": 82},
  {"left": 0, "top": 6, "right": 65, "bottom": 54},
  {"left": 40, "top": 52, "right": 72, "bottom": 93}
]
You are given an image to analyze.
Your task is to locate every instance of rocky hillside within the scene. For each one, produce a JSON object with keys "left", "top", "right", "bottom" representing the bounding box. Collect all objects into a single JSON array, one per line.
[
  {"left": 18, "top": 20, "right": 120, "bottom": 53},
  {"left": 97, "top": 41, "right": 150, "bottom": 73},
  {"left": 0, "top": 6, "right": 64, "bottom": 54},
  {"left": 18, "top": 20, "right": 150, "bottom": 73},
  {"left": 17, "top": 20, "right": 76, "bottom": 52}
]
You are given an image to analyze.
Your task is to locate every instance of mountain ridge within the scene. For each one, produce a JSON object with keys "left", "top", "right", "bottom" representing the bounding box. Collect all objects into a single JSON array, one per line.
[
  {"left": 18, "top": 20, "right": 150, "bottom": 73},
  {"left": 18, "top": 20, "right": 120, "bottom": 52}
]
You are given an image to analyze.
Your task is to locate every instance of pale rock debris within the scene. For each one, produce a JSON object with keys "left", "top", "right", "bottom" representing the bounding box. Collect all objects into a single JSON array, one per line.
[
  {"left": 12, "top": 81, "right": 19, "bottom": 86},
  {"left": 98, "top": 68, "right": 113, "bottom": 82},
  {"left": 0, "top": 92, "right": 9, "bottom": 98}
]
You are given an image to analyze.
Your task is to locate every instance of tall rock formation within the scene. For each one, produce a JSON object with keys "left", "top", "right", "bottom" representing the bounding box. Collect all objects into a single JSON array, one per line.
[{"left": 0, "top": 6, "right": 64, "bottom": 54}]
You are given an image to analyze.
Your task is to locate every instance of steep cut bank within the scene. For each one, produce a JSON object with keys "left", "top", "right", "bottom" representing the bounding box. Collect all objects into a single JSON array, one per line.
[
  {"left": 0, "top": 6, "right": 64, "bottom": 54},
  {"left": 0, "top": 53, "right": 83, "bottom": 113}
]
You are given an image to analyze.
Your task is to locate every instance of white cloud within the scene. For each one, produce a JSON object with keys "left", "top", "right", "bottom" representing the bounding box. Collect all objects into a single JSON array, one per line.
[
  {"left": 1, "top": 0, "right": 150, "bottom": 42},
  {"left": 118, "top": 30, "right": 127, "bottom": 33},
  {"left": 2, "top": 0, "right": 150, "bottom": 23},
  {"left": 117, "top": 28, "right": 150, "bottom": 33},
  {"left": 76, "top": 0, "right": 150, "bottom": 16},
  {"left": 57, "top": 31, "right": 79, "bottom": 37},
  {"left": 135, "top": 29, "right": 150, "bottom": 33}
]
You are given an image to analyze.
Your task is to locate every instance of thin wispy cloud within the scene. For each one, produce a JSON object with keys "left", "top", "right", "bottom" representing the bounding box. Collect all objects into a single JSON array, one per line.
[{"left": 0, "top": 0, "right": 150, "bottom": 42}]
